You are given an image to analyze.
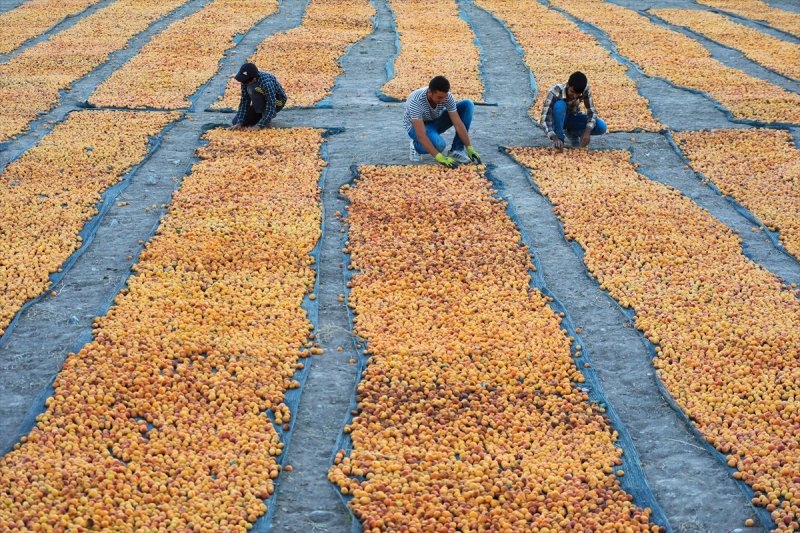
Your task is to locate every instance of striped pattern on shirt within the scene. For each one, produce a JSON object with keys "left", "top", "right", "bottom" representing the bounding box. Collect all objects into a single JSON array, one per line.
[{"left": 403, "top": 87, "right": 457, "bottom": 131}]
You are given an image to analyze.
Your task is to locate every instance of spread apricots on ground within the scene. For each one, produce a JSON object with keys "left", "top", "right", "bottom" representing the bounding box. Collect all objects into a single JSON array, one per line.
[
  {"left": 696, "top": 0, "right": 800, "bottom": 37},
  {"left": 0, "top": 0, "right": 189, "bottom": 142},
  {"left": 549, "top": 0, "right": 800, "bottom": 124},
  {"left": 474, "top": 0, "right": 662, "bottom": 133},
  {"left": 2, "top": 0, "right": 799, "bottom": 530},
  {"left": 0, "top": 110, "right": 180, "bottom": 337},
  {"left": 673, "top": 128, "right": 800, "bottom": 261},
  {"left": 379, "top": 0, "right": 485, "bottom": 103},
  {"left": 88, "top": 0, "right": 279, "bottom": 109},
  {"left": 0, "top": 0, "right": 104, "bottom": 54},
  {"left": 651, "top": 9, "right": 800, "bottom": 81},
  {"left": 212, "top": 0, "right": 375, "bottom": 111},
  {"left": 328, "top": 164, "right": 657, "bottom": 532},
  {"left": 507, "top": 146, "right": 800, "bottom": 530},
  {"left": 0, "top": 128, "right": 326, "bottom": 532}
]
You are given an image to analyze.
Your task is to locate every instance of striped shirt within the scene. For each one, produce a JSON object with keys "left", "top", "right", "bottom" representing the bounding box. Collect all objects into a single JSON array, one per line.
[
  {"left": 540, "top": 82, "right": 598, "bottom": 138},
  {"left": 403, "top": 87, "right": 457, "bottom": 131},
  {"left": 233, "top": 71, "right": 287, "bottom": 128}
]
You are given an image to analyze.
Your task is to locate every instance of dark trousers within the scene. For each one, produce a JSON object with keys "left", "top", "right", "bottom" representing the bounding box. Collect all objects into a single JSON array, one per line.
[{"left": 241, "top": 105, "right": 262, "bottom": 127}]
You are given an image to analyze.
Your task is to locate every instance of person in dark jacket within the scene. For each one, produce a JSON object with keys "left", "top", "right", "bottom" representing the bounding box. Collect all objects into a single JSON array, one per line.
[{"left": 230, "top": 62, "right": 287, "bottom": 130}]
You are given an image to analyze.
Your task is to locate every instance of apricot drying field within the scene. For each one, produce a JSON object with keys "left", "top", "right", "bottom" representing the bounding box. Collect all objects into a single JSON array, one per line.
[{"left": 0, "top": 0, "right": 798, "bottom": 532}]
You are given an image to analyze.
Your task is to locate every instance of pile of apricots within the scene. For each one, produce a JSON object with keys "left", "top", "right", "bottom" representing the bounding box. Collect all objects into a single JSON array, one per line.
[
  {"left": 213, "top": 0, "right": 375, "bottom": 110},
  {"left": 0, "top": 128, "right": 326, "bottom": 531},
  {"left": 89, "top": 0, "right": 278, "bottom": 109},
  {"left": 328, "top": 164, "right": 658, "bottom": 532},
  {"left": 549, "top": 0, "right": 800, "bottom": 124},
  {"left": 475, "top": 0, "right": 662, "bottom": 133},
  {"left": 0, "top": 110, "right": 179, "bottom": 336},
  {"left": 509, "top": 147, "right": 800, "bottom": 530}
]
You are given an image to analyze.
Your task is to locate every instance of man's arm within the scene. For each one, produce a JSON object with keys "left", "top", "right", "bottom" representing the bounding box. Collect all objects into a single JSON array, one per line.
[
  {"left": 580, "top": 87, "right": 598, "bottom": 147},
  {"left": 583, "top": 87, "right": 597, "bottom": 131},
  {"left": 411, "top": 118, "right": 440, "bottom": 157},
  {"left": 449, "top": 110, "right": 472, "bottom": 150},
  {"left": 275, "top": 79, "right": 287, "bottom": 110},
  {"left": 255, "top": 87, "right": 275, "bottom": 128},
  {"left": 256, "top": 76, "right": 281, "bottom": 128},
  {"left": 231, "top": 84, "right": 248, "bottom": 128},
  {"left": 540, "top": 88, "right": 563, "bottom": 149},
  {"left": 540, "top": 88, "right": 557, "bottom": 139}
]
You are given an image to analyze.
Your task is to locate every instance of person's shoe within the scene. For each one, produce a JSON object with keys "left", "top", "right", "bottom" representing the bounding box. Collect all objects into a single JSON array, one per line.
[
  {"left": 567, "top": 133, "right": 581, "bottom": 147},
  {"left": 448, "top": 149, "right": 471, "bottom": 164},
  {"left": 409, "top": 140, "right": 421, "bottom": 162}
]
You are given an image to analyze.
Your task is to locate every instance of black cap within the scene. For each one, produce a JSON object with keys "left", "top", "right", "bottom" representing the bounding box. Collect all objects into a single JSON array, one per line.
[{"left": 235, "top": 62, "right": 257, "bottom": 83}]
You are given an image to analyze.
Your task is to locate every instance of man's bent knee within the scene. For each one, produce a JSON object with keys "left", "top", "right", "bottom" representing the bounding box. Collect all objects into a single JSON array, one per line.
[
  {"left": 592, "top": 118, "right": 607, "bottom": 136},
  {"left": 432, "top": 137, "right": 447, "bottom": 153},
  {"left": 456, "top": 99, "right": 475, "bottom": 113}
]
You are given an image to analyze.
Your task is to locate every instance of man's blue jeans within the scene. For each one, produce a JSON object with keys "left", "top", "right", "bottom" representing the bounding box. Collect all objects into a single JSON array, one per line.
[
  {"left": 552, "top": 99, "right": 607, "bottom": 141},
  {"left": 408, "top": 99, "right": 474, "bottom": 154}
]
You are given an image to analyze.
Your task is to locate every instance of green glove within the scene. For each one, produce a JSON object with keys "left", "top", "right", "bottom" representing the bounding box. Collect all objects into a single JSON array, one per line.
[
  {"left": 435, "top": 153, "right": 457, "bottom": 168},
  {"left": 275, "top": 98, "right": 285, "bottom": 111},
  {"left": 466, "top": 145, "right": 481, "bottom": 164}
]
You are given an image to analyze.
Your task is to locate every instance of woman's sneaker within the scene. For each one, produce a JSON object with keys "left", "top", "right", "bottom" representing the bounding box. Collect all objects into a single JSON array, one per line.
[{"left": 409, "top": 140, "right": 420, "bottom": 162}]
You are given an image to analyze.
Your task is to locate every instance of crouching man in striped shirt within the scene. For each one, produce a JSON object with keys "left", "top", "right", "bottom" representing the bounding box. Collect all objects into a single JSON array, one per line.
[
  {"left": 541, "top": 71, "right": 607, "bottom": 151},
  {"left": 405, "top": 76, "right": 481, "bottom": 168}
]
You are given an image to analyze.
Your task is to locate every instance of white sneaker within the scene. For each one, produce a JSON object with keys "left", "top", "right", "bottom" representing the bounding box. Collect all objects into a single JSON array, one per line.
[
  {"left": 449, "top": 149, "right": 470, "bottom": 164},
  {"left": 409, "top": 140, "right": 420, "bottom": 162}
]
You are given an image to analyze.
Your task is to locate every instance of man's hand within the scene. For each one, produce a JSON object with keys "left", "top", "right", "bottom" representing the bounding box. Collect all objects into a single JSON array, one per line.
[
  {"left": 552, "top": 136, "right": 564, "bottom": 151},
  {"left": 245, "top": 125, "right": 262, "bottom": 131},
  {"left": 275, "top": 99, "right": 285, "bottom": 112},
  {"left": 580, "top": 129, "right": 591, "bottom": 148},
  {"left": 466, "top": 146, "right": 481, "bottom": 164},
  {"left": 435, "top": 153, "right": 457, "bottom": 168},
  {"left": 230, "top": 123, "right": 243, "bottom": 130}
]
